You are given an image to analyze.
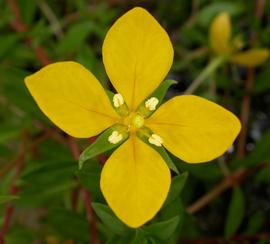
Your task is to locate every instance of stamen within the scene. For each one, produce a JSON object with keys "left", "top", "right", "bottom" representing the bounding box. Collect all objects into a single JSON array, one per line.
[
  {"left": 113, "top": 93, "right": 124, "bottom": 108},
  {"left": 108, "top": 131, "right": 123, "bottom": 144},
  {"left": 148, "top": 134, "right": 163, "bottom": 147},
  {"left": 145, "top": 97, "right": 159, "bottom": 111}
]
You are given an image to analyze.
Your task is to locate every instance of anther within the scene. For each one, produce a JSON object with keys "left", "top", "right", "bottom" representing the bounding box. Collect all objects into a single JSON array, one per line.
[
  {"left": 113, "top": 93, "right": 124, "bottom": 108},
  {"left": 148, "top": 134, "right": 163, "bottom": 147},
  {"left": 108, "top": 131, "right": 123, "bottom": 144},
  {"left": 145, "top": 97, "right": 159, "bottom": 111}
]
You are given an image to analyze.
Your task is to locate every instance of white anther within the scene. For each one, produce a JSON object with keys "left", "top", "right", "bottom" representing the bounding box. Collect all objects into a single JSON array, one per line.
[
  {"left": 113, "top": 93, "right": 124, "bottom": 108},
  {"left": 148, "top": 134, "right": 163, "bottom": 147},
  {"left": 108, "top": 131, "right": 123, "bottom": 144},
  {"left": 145, "top": 97, "right": 159, "bottom": 111}
]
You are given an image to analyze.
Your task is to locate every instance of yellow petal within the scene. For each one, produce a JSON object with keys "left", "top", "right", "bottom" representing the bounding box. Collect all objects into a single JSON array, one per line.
[
  {"left": 102, "top": 7, "right": 174, "bottom": 110},
  {"left": 210, "top": 12, "right": 232, "bottom": 55},
  {"left": 230, "top": 49, "right": 269, "bottom": 67},
  {"left": 146, "top": 95, "right": 241, "bottom": 163},
  {"left": 100, "top": 136, "right": 171, "bottom": 228},
  {"left": 25, "top": 62, "right": 119, "bottom": 138}
]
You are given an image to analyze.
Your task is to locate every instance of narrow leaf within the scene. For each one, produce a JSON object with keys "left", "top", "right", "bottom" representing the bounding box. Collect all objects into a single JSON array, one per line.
[
  {"left": 245, "top": 211, "right": 265, "bottom": 235},
  {"left": 79, "top": 125, "right": 128, "bottom": 169},
  {"left": 92, "top": 203, "right": 131, "bottom": 236},
  {"left": 143, "top": 216, "right": 180, "bottom": 240},
  {"left": 164, "top": 172, "right": 188, "bottom": 207},
  {"left": 224, "top": 187, "right": 245, "bottom": 238},
  {"left": 137, "top": 79, "right": 177, "bottom": 117},
  {"left": 0, "top": 195, "right": 19, "bottom": 204},
  {"left": 245, "top": 130, "right": 270, "bottom": 166}
]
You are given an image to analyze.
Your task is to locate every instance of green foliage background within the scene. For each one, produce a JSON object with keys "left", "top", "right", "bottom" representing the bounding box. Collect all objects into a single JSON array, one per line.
[{"left": 0, "top": 0, "right": 270, "bottom": 243}]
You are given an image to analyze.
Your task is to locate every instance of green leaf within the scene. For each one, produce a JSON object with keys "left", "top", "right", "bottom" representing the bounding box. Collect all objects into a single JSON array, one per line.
[
  {"left": 5, "top": 227, "right": 34, "bottom": 244},
  {"left": 236, "top": 130, "right": 270, "bottom": 168},
  {"left": 224, "top": 187, "right": 245, "bottom": 239},
  {"left": 175, "top": 157, "right": 223, "bottom": 181},
  {"left": 245, "top": 211, "right": 265, "bottom": 235},
  {"left": 77, "top": 161, "right": 102, "bottom": 197},
  {"left": 254, "top": 61, "right": 270, "bottom": 93},
  {"left": 0, "top": 67, "right": 45, "bottom": 121},
  {"left": 164, "top": 172, "right": 188, "bottom": 207},
  {"left": 235, "top": 130, "right": 270, "bottom": 169},
  {"left": 255, "top": 166, "right": 270, "bottom": 183},
  {"left": 92, "top": 203, "right": 131, "bottom": 236},
  {"left": 0, "top": 123, "right": 20, "bottom": 144},
  {"left": 18, "top": 0, "right": 37, "bottom": 24},
  {"left": 0, "top": 195, "right": 19, "bottom": 204},
  {"left": 143, "top": 216, "right": 180, "bottom": 240},
  {"left": 137, "top": 79, "right": 177, "bottom": 118},
  {"left": 56, "top": 21, "right": 95, "bottom": 55},
  {"left": 130, "top": 230, "right": 149, "bottom": 244},
  {"left": 18, "top": 181, "right": 76, "bottom": 207},
  {"left": 79, "top": 125, "right": 128, "bottom": 169},
  {"left": 47, "top": 208, "right": 89, "bottom": 242},
  {"left": 0, "top": 34, "right": 18, "bottom": 61},
  {"left": 76, "top": 45, "right": 106, "bottom": 83},
  {"left": 196, "top": 2, "right": 244, "bottom": 27}
]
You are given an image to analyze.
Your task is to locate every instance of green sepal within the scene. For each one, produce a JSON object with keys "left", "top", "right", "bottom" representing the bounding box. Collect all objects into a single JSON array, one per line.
[
  {"left": 92, "top": 202, "right": 131, "bottom": 235},
  {"left": 137, "top": 128, "right": 179, "bottom": 174},
  {"left": 137, "top": 79, "right": 178, "bottom": 118},
  {"left": 154, "top": 146, "right": 179, "bottom": 174},
  {"left": 164, "top": 172, "right": 188, "bottom": 207},
  {"left": 142, "top": 215, "right": 180, "bottom": 240},
  {"left": 105, "top": 89, "right": 115, "bottom": 101},
  {"left": 79, "top": 124, "right": 128, "bottom": 170}
]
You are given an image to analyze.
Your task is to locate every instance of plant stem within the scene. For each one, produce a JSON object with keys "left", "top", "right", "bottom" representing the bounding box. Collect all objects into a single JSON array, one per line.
[
  {"left": 184, "top": 56, "right": 225, "bottom": 95},
  {"left": 237, "top": 0, "right": 265, "bottom": 158},
  {"left": 6, "top": 1, "right": 99, "bottom": 243}
]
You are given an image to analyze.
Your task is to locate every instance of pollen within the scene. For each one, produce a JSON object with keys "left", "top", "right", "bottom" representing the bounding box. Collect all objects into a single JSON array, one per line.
[
  {"left": 148, "top": 134, "right": 163, "bottom": 147},
  {"left": 108, "top": 131, "right": 123, "bottom": 144},
  {"left": 145, "top": 97, "right": 159, "bottom": 111},
  {"left": 113, "top": 93, "right": 124, "bottom": 107}
]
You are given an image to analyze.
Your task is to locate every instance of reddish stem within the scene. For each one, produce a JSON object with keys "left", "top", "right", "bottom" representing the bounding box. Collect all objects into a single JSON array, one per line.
[
  {"left": 6, "top": 0, "right": 99, "bottom": 243},
  {"left": 237, "top": 0, "right": 266, "bottom": 158},
  {"left": 0, "top": 206, "right": 15, "bottom": 244},
  {"left": 82, "top": 187, "right": 98, "bottom": 244},
  {"left": 67, "top": 137, "right": 99, "bottom": 244},
  {"left": 0, "top": 137, "right": 26, "bottom": 243}
]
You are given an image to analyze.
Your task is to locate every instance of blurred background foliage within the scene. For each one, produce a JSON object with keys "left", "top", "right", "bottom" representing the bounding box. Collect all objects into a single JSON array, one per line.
[{"left": 0, "top": 0, "right": 270, "bottom": 243}]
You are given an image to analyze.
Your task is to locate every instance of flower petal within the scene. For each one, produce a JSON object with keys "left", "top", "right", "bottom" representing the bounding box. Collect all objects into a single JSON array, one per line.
[
  {"left": 25, "top": 61, "right": 119, "bottom": 138},
  {"left": 230, "top": 49, "right": 269, "bottom": 67},
  {"left": 102, "top": 7, "right": 174, "bottom": 110},
  {"left": 146, "top": 95, "right": 241, "bottom": 163},
  {"left": 210, "top": 12, "right": 232, "bottom": 55},
  {"left": 100, "top": 135, "right": 171, "bottom": 228}
]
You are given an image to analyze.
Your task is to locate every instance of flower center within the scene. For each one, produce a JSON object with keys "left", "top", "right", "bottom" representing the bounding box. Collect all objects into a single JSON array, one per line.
[{"left": 123, "top": 112, "right": 144, "bottom": 130}]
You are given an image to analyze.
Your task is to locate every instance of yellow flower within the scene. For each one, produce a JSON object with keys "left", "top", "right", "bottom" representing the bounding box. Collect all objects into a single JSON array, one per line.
[
  {"left": 25, "top": 7, "right": 241, "bottom": 228},
  {"left": 210, "top": 12, "right": 269, "bottom": 67}
]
